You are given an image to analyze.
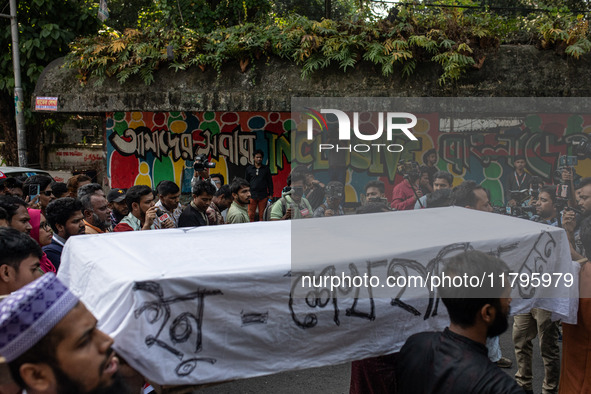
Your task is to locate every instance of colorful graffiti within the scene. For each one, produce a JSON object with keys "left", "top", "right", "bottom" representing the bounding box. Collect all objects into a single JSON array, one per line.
[
  {"left": 107, "top": 112, "right": 591, "bottom": 206},
  {"left": 291, "top": 112, "right": 591, "bottom": 205},
  {"left": 106, "top": 112, "right": 292, "bottom": 195}
]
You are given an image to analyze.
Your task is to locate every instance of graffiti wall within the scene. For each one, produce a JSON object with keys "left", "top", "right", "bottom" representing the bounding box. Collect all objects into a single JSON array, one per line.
[
  {"left": 106, "top": 112, "right": 292, "bottom": 195},
  {"left": 292, "top": 112, "right": 591, "bottom": 205},
  {"left": 107, "top": 112, "right": 591, "bottom": 206}
]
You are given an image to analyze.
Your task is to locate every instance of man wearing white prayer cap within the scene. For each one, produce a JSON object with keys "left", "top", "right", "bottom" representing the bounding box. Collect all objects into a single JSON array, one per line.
[{"left": 0, "top": 273, "right": 126, "bottom": 394}]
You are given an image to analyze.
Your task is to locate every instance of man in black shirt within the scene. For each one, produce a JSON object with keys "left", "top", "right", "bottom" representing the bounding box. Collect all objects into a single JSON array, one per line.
[
  {"left": 397, "top": 251, "right": 523, "bottom": 394},
  {"left": 178, "top": 180, "right": 216, "bottom": 228},
  {"left": 245, "top": 149, "right": 273, "bottom": 222},
  {"left": 506, "top": 155, "right": 532, "bottom": 207}
]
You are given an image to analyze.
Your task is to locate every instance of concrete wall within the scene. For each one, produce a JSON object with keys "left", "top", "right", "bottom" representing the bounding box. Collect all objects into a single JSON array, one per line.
[{"left": 33, "top": 46, "right": 591, "bottom": 113}]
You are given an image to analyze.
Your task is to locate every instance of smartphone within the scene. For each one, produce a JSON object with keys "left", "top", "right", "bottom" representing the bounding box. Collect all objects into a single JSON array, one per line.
[{"left": 29, "top": 184, "right": 40, "bottom": 200}]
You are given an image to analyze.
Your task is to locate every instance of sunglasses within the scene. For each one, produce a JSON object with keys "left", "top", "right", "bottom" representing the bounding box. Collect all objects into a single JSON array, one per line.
[{"left": 41, "top": 190, "right": 53, "bottom": 196}]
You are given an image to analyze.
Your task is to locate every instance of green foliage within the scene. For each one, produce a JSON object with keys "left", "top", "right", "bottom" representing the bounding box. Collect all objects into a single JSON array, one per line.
[
  {"left": 0, "top": 0, "right": 100, "bottom": 95},
  {"left": 65, "top": 1, "right": 591, "bottom": 87},
  {"left": 137, "top": 0, "right": 272, "bottom": 32}
]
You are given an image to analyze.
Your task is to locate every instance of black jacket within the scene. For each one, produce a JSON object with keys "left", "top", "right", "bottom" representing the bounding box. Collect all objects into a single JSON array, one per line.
[{"left": 245, "top": 164, "right": 273, "bottom": 199}]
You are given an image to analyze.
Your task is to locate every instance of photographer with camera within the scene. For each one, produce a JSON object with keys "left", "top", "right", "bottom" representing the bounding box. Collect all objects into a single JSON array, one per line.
[
  {"left": 511, "top": 186, "right": 561, "bottom": 394},
  {"left": 269, "top": 172, "right": 313, "bottom": 220},
  {"left": 191, "top": 153, "right": 217, "bottom": 190},
  {"left": 314, "top": 181, "right": 345, "bottom": 218},
  {"left": 390, "top": 164, "right": 429, "bottom": 211}
]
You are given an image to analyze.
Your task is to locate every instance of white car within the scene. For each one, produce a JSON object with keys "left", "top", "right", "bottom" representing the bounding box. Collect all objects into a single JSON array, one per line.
[{"left": 0, "top": 166, "right": 53, "bottom": 180}]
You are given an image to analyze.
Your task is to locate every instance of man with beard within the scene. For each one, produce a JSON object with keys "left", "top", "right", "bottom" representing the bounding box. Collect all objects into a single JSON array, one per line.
[
  {"left": 81, "top": 192, "right": 112, "bottom": 234},
  {"left": 0, "top": 196, "right": 32, "bottom": 235},
  {"left": 0, "top": 273, "right": 133, "bottom": 394},
  {"left": 451, "top": 181, "right": 511, "bottom": 368},
  {"left": 397, "top": 251, "right": 521, "bottom": 394},
  {"left": 113, "top": 186, "right": 157, "bottom": 232},
  {"left": 226, "top": 178, "right": 252, "bottom": 224},
  {"left": 44, "top": 198, "right": 85, "bottom": 271},
  {"left": 510, "top": 186, "right": 560, "bottom": 394},
  {"left": 107, "top": 188, "right": 128, "bottom": 226},
  {"left": 206, "top": 185, "right": 233, "bottom": 225},
  {"left": 178, "top": 180, "right": 216, "bottom": 228}
]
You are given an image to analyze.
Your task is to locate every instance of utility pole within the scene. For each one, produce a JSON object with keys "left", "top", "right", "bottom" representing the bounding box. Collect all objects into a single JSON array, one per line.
[{"left": 0, "top": 0, "right": 28, "bottom": 166}]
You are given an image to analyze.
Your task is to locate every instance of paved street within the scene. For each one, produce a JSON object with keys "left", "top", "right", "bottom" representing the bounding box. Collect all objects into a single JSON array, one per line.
[{"left": 196, "top": 316, "right": 559, "bottom": 393}]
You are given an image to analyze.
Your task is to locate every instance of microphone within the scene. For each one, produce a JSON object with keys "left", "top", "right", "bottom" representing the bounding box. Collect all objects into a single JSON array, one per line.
[{"left": 156, "top": 208, "right": 170, "bottom": 222}]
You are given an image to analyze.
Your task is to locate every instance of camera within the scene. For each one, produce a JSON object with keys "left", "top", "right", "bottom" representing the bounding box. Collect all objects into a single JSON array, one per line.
[
  {"left": 529, "top": 176, "right": 542, "bottom": 200},
  {"left": 193, "top": 154, "right": 216, "bottom": 172},
  {"left": 397, "top": 160, "right": 420, "bottom": 180},
  {"left": 494, "top": 205, "right": 536, "bottom": 219},
  {"left": 572, "top": 138, "right": 591, "bottom": 158},
  {"left": 325, "top": 183, "right": 344, "bottom": 199}
]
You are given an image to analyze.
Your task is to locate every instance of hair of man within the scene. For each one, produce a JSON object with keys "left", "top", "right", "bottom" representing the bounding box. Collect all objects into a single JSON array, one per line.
[
  {"left": 292, "top": 165, "right": 312, "bottom": 176},
  {"left": 451, "top": 180, "right": 484, "bottom": 208},
  {"left": 49, "top": 182, "right": 68, "bottom": 199},
  {"left": 540, "top": 186, "right": 557, "bottom": 204},
  {"left": 0, "top": 227, "right": 42, "bottom": 272},
  {"left": 77, "top": 183, "right": 103, "bottom": 200},
  {"left": 23, "top": 175, "right": 52, "bottom": 193},
  {"left": 4, "top": 177, "right": 23, "bottom": 191},
  {"left": 439, "top": 250, "right": 510, "bottom": 328},
  {"left": 290, "top": 171, "right": 307, "bottom": 185},
  {"left": 156, "top": 180, "right": 180, "bottom": 197},
  {"left": 209, "top": 173, "right": 225, "bottom": 185},
  {"left": 364, "top": 180, "right": 385, "bottom": 194},
  {"left": 0, "top": 196, "right": 28, "bottom": 222},
  {"left": 192, "top": 179, "right": 216, "bottom": 197},
  {"left": 125, "top": 185, "right": 154, "bottom": 212},
  {"left": 66, "top": 174, "right": 91, "bottom": 195},
  {"left": 45, "top": 198, "right": 84, "bottom": 233},
  {"left": 214, "top": 184, "right": 232, "bottom": 199},
  {"left": 254, "top": 149, "right": 264, "bottom": 158},
  {"left": 422, "top": 148, "right": 437, "bottom": 165},
  {"left": 433, "top": 171, "right": 453, "bottom": 187},
  {"left": 577, "top": 177, "right": 591, "bottom": 191},
  {"left": 229, "top": 177, "right": 250, "bottom": 195}
]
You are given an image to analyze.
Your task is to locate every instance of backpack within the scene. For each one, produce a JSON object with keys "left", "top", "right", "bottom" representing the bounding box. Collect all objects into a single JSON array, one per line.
[{"left": 263, "top": 198, "right": 288, "bottom": 221}]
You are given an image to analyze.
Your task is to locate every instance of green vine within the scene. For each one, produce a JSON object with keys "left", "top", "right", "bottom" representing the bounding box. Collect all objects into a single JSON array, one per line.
[{"left": 65, "top": 3, "right": 591, "bottom": 87}]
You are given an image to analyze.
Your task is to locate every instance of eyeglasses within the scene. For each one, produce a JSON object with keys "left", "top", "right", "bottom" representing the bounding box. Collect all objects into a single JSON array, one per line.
[
  {"left": 42, "top": 190, "right": 53, "bottom": 196},
  {"left": 40, "top": 221, "right": 52, "bottom": 232}
]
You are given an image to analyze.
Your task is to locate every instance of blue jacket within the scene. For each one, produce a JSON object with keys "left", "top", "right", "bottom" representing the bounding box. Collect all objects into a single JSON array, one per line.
[{"left": 43, "top": 239, "right": 63, "bottom": 271}]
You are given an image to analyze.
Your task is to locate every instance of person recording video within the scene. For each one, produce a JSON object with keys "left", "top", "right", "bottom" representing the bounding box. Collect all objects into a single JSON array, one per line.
[
  {"left": 391, "top": 164, "right": 429, "bottom": 211},
  {"left": 191, "top": 153, "right": 217, "bottom": 190}
]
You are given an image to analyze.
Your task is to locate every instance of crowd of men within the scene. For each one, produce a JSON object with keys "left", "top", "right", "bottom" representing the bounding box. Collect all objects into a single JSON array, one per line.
[{"left": 1, "top": 149, "right": 591, "bottom": 394}]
